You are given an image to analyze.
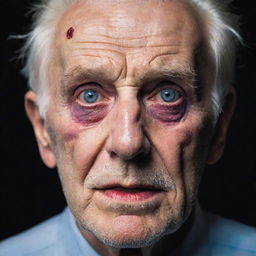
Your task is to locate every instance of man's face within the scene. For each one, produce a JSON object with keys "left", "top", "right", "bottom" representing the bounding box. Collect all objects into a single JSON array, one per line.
[{"left": 25, "top": 0, "right": 234, "bottom": 249}]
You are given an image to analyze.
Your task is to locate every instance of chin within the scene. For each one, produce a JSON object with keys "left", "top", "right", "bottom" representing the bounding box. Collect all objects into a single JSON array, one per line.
[
  {"left": 84, "top": 224, "right": 167, "bottom": 248},
  {"left": 78, "top": 207, "right": 187, "bottom": 249},
  {"left": 99, "top": 233, "right": 164, "bottom": 249}
]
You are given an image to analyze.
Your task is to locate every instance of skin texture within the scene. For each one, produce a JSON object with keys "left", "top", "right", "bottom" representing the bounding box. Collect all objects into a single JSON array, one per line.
[{"left": 25, "top": 0, "right": 236, "bottom": 255}]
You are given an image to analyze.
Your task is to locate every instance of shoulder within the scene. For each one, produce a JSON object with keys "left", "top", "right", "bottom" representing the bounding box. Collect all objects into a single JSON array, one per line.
[
  {"left": 0, "top": 209, "right": 70, "bottom": 256},
  {"left": 206, "top": 212, "right": 256, "bottom": 255}
]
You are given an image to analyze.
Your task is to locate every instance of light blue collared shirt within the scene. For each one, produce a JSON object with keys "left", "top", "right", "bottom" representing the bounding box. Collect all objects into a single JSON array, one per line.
[{"left": 1, "top": 205, "right": 256, "bottom": 255}]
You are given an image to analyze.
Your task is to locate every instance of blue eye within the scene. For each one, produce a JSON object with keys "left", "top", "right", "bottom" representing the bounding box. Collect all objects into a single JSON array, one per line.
[
  {"left": 82, "top": 89, "right": 99, "bottom": 103},
  {"left": 160, "top": 88, "right": 177, "bottom": 102}
]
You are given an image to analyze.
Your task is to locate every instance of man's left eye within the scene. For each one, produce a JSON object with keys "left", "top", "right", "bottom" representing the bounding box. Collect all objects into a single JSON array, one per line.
[
  {"left": 79, "top": 89, "right": 100, "bottom": 104},
  {"left": 158, "top": 88, "right": 180, "bottom": 103}
]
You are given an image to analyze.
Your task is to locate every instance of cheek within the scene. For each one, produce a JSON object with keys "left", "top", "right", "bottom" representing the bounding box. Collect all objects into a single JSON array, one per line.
[
  {"left": 47, "top": 120, "right": 86, "bottom": 180},
  {"left": 49, "top": 105, "right": 109, "bottom": 176},
  {"left": 60, "top": 127, "right": 108, "bottom": 183},
  {"left": 54, "top": 129, "right": 99, "bottom": 208},
  {"left": 178, "top": 119, "right": 213, "bottom": 195},
  {"left": 150, "top": 117, "right": 205, "bottom": 183}
]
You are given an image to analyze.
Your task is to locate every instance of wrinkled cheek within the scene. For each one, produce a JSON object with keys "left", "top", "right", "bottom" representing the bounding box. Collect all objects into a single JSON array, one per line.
[
  {"left": 152, "top": 125, "right": 199, "bottom": 208},
  {"left": 67, "top": 127, "right": 109, "bottom": 184},
  {"left": 46, "top": 121, "right": 83, "bottom": 187},
  {"left": 53, "top": 134, "right": 95, "bottom": 209},
  {"left": 48, "top": 117, "right": 102, "bottom": 178},
  {"left": 179, "top": 125, "right": 212, "bottom": 206}
]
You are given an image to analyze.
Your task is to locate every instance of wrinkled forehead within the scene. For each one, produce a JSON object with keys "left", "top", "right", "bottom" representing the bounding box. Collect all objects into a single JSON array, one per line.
[{"left": 54, "top": 0, "right": 203, "bottom": 47}]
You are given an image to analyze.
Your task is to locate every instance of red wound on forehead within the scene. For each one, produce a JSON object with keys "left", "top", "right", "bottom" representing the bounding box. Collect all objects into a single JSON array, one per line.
[{"left": 66, "top": 27, "right": 74, "bottom": 39}]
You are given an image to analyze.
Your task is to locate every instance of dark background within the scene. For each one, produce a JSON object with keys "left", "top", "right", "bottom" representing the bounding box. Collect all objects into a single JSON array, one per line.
[{"left": 0, "top": 0, "right": 255, "bottom": 241}]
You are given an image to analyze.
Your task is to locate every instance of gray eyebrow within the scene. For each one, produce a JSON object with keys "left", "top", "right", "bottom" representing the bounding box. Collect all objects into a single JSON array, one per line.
[
  {"left": 60, "top": 65, "right": 108, "bottom": 94},
  {"left": 141, "top": 66, "right": 198, "bottom": 89}
]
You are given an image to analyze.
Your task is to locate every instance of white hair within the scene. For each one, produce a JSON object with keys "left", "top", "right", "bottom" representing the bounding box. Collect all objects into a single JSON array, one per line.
[
  {"left": 189, "top": 0, "right": 241, "bottom": 120},
  {"left": 19, "top": 0, "right": 241, "bottom": 119}
]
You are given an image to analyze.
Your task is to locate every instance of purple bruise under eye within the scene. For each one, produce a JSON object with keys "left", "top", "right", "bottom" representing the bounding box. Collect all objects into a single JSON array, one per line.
[
  {"left": 71, "top": 102, "right": 108, "bottom": 124},
  {"left": 148, "top": 102, "right": 186, "bottom": 123},
  {"left": 66, "top": 27, "right": 74, "bottom": 39}
]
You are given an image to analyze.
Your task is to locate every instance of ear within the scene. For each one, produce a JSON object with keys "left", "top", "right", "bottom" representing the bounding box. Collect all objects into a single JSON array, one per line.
[
  {"left": 24, "top": 90, "right": 56, "bottom": 168},
  {"left": 207, "top": 87, "right": 236, "bottom": 164}
]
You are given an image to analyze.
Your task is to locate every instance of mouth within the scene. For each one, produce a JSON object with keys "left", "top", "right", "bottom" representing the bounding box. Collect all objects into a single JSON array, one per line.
[{"left": 96, "top": 185, "right": 164, "bottom": 202}]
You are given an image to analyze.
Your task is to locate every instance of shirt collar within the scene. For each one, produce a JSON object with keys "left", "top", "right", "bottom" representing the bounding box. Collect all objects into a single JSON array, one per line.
[
  {"left": 173, "top": 202, "right": 210, "bottom": 255},
  {"left": 66, "top": 208, "right": 101, "bottom": 256}
]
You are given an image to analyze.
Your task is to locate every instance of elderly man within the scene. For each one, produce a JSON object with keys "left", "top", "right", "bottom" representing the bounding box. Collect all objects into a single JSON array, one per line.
[{"left": 1, "top": 0, "right": 256, "bottom": 255}]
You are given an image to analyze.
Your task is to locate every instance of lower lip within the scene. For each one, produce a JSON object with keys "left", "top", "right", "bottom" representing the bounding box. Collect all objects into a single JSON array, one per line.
[{"left": 101, "top": 188, "right": 162, "bottom": 202}]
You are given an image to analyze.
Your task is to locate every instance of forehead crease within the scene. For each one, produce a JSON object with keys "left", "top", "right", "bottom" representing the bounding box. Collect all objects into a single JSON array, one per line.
[
  {"left": 61, "top": 61, "right": 120, "bottom": 85},
  {"left": 71, "top": 40, "right": 182, "bottom": 51},
  {"left": 72, "top": 16, "right": 186, "bottom": 43}
]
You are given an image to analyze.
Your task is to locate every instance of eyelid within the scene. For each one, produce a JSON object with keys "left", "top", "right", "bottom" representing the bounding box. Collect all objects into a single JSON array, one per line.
[{"left": 73, "top": 83, "right": 102, "bottom": 97}]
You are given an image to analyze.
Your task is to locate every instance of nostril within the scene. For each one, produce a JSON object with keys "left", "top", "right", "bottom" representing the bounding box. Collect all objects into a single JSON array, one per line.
[
  {"left": 109, "top": 145, "right": 150, "bottom": 162},
  {"left": 132, "top": 150, "right": 151, "bottom": 166},
  {"left": 109, "top": 151, "right": 118, "bottom": 159}
]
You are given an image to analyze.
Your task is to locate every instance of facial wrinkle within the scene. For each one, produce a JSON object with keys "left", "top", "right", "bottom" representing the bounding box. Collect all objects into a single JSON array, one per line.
[
  {"left": 60, "top": 60, "right": 122, "bottom": 92},
  {"left": 80, "top": 131, "right": 110, "bottom": 183},
  {"left": 97, "top": 32, "right": 177, "bottom": 41},
  {"left": 148, "top": 52, "right": 181, "bottom": 66},
  {"left": 70, "top": 44, "right": 128, "bottom": 82},
  {"left": 75, "top": 40, "right": 181, "bottom": 49},
  {"left": 71, "top": 53, "right": 125, "bottom": 82},
  {"left": 72, "top": 46, "right": 124, "bottom": 56}
]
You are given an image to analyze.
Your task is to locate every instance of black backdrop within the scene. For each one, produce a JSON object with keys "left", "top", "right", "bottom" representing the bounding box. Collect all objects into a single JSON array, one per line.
[{"left": 0, "top": 0, "right": 256, "bottom": 241}]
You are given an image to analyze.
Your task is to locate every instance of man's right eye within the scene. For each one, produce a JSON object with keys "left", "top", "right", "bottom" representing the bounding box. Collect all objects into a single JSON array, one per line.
[
  {"left": 159, "top": 88, "right": 180, "bottom": 103},
  {"left": 77, "top": 89, "right": 101, "bottom": 104}
]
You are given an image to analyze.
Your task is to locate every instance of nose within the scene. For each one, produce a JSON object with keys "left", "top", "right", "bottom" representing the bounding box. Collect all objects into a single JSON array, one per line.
[{"left": 106, "top": 94, "right": 151, "bottom": 161}]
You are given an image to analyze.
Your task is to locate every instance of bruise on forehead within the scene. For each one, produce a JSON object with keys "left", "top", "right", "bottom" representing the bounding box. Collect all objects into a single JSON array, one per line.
[{"left": 66, "top": 27, "right": 74, "bottom": 39}]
